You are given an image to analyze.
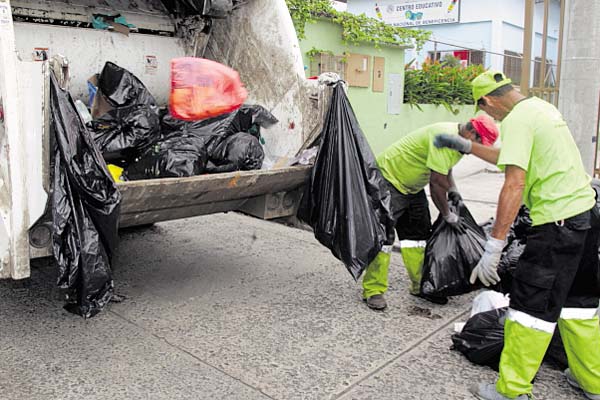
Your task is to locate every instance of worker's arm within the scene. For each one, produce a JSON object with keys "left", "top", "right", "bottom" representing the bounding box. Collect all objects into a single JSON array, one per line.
[
  {"left": 491, "top": 165, "right": 526, "bottom": 240},
  {"left": 470, "top": 142, "right": 501, "bottom": 165},
  {"left": 433, "top": 134, "right": 500, "bottom": 165},
  {"left": 430, "top": 171, "right": 451, "bottom": 217}
]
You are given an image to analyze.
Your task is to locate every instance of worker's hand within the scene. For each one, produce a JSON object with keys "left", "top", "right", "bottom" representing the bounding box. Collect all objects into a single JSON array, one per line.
[
  {"left": 443, "top": 211, "right": 466, "bottom": 233},
  {"left": 447, "top": 188, "right": 463, "bottom": 207},
  {"left": 470, "top": 238, "right": 505, "bottom": 286},
  {"left": 434, "top": 134, "right": 472, "bottom": 154}
]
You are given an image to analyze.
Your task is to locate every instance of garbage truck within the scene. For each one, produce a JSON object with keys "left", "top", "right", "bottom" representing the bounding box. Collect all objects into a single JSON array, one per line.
[{"left": 0, "top": 0, "right": 329, "bottom": 280}]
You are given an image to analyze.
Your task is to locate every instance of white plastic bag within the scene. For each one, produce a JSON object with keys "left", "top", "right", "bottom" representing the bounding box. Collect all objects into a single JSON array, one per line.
[{"left": 471, "top": 290, "right": 510, "bottom": 317}]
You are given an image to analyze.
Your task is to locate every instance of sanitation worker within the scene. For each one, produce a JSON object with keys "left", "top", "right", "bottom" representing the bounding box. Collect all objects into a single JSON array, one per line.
[
  {"left": 435, "top": 70, "right": 600, "bottom": 400},
  {"left": 363, "top": 115, "right": 499, "bottom": 311}
]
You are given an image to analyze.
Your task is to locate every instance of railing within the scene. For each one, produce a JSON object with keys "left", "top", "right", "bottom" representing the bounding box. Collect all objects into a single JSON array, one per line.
[{"left": 529, "top": 87, "right": 559, "bottom": 107}]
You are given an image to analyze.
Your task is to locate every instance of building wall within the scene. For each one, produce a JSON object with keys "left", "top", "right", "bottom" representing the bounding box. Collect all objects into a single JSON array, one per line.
[
  {"left": 347, "top": 0, "right": 561, "bottom": 77},
  {"left": 300, "top": 19, "right": 407, "bottom": 152},
  {"left": 300, "top": 19, "right": 477, "bottom": 154}
]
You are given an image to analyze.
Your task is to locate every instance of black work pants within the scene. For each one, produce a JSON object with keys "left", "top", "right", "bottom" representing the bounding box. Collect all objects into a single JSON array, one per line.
[{"left": 510, "top": 208, "right": 600, "bottom": 323}]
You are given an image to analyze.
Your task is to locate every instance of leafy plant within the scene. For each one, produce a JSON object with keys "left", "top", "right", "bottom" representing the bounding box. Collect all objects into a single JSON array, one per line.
[
  {"left": 403, "top": 60, "right": 485, "bottom": 114},
  {"left": 441, "top": 54, "right": 461, "bottom": 68},
  {"left": 306, "top": 47, "right": 334, "bottom": 61},
  {"left": 285, "top": 0, "right": 430, "bottom": 50}
]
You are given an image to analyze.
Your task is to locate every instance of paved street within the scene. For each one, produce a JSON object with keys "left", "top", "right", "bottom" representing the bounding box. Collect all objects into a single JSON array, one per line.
[{"left": 0, "top": 157, "right": 584, "bottom": 399}]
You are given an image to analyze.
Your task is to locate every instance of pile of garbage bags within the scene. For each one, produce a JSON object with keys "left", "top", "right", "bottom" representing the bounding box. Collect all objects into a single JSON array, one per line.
[
  {"left": 85, "top": 62, "right": 277, "bottom": 181},
  {"left": 420, "top": 198, "right": 486, "bottom": 297},
  {"left": 298, "top": 81, "right": 394, "bottom": 280}
]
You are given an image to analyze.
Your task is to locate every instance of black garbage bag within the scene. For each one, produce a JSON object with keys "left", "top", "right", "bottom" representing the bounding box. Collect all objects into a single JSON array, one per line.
[
  {"left": 513, "top": 205, "right": 532, "bottom": 240},
  {"left": 231, "top": 105, "right": 279, "bottom": 139},
  {"left": 50, "top": 73, "right": 122, "bottom": 318},
  {"left": 452, "top": 307, "right": 507, "bottom": 370},
  {"left": 90, "top": 105, "right": 161, "bottom": 165},
  {"left": 421, "top": 200, "right": 486, "bottom": 297},
  {"left": 497, "top": 239, "right": 527, "bottom": 294},
  {"left": 97, "top": 62, "right": 158, "bottom": 111},
  {"left": 452, "top": 307, "right": 572, "bottom": 371},
  {"left": 297, "top": 82, "right": 394, "bottom": 280},
  {"left": 480, "top": 218, "right": 494, "bottom": 238},
  {"left": 161, "top": 104, "right": 277, "bottom": 155},
  {"left": 206, "top": 132, "right": 264, "bottom": 173},
  {"left": 126, "top": 135, "right": 208, "bottom": 180}
]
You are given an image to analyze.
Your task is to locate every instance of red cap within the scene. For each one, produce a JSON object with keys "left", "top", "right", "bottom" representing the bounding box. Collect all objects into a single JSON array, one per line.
[{"left": 470, "top": 115, "right": 499, "bottom": 146}]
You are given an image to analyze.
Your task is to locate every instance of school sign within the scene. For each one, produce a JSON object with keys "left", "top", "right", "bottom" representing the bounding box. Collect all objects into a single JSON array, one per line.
[{"left": 379, "top": 0, "right": 460, "bottom": 27}]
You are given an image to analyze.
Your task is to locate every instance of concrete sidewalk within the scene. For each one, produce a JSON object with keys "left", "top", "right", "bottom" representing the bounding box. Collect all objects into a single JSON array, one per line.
[{"left": 0, "top": 162, "right": 583, "bottom": 400}]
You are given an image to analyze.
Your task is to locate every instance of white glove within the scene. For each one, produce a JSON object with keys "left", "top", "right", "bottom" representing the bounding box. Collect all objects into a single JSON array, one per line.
[
  {"left": 470, "top": 237, "right": 505, "bottom": 286},
  {"left": 443, "top": 212, "right": 459, "bottom": 224},
  {"left": 443, "top": 211, "right": 465, "bottom": 233}
]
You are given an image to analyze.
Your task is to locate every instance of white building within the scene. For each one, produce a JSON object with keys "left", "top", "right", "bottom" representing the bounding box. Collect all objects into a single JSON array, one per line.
[{"left": 346, "top": 0, "right": 561, "bottom": 86}]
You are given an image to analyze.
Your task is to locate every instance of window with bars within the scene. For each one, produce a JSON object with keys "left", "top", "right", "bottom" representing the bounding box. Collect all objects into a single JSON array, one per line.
[
  {"left": 309, "top": 53, "right": 346, "bottom": 80},
  {"left": 503, "top": 50, "right": 522, "bottom": 85}
]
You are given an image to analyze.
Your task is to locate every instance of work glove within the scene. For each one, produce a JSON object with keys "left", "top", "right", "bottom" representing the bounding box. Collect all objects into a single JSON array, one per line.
[
  {"left": 434, "top": 134, "right": 472, "bottom": 154},
  {"left": 443, "top": 211, "right": 466, "bottom": 233},
  {"left": 470, "top": 237, "right": 504, "bottom": 286}
]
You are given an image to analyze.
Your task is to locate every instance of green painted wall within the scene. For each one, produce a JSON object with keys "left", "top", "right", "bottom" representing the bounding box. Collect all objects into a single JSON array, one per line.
[{"left": 300, "top": 19, "right": 476, "bottom": 155}]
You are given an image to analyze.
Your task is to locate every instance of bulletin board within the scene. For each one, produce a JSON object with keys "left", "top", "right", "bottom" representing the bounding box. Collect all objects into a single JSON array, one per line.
[
  {"left": 373, "top": 57, "right": 385, "bottom": 92},
  {"left": 345, "top": 53, "right": 371, "bottom": 88}
]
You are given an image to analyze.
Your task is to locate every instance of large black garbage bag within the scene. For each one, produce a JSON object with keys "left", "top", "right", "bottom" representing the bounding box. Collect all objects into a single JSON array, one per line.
[
  {"left": 90, "top": 105, "right": 161, "bottom": 165},
  {"left": 90, "top": 62, "right": 161, "bottom": 165},
  {"left": 206, "top": 132, "right": 264, "bottom": 173},
  {"left": 98, "top": 62, "right": 158, "bottom": 111},
  {"left": 297, "top": 83, "right": 394, "bottom": 280},
  {"left": 421, "top": 200, "right": 486, "bottom": 297},
  {"left": 126, "top": 135, "right": 208, "bottom": 180},
  {"left": 452, "top": 308, "right": 507, "bottom": 370},
  {"left": 50, "top": 73, "right": 122, "bottom": 318},
  {"left": 161, "top": 104, "right": 277, "bottom": 156}
]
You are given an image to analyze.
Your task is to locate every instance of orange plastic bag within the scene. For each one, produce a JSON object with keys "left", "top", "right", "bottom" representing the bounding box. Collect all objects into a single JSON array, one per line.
[{"left": 169, "top": 57, "right": 248, "bottom": 121}]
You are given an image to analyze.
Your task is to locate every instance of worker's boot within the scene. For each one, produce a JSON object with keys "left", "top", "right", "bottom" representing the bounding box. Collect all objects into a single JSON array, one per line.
[
  {"left": 364, "top": 294, "right": 387, "bottom": 311},
  {"left": 401, "top": 243, "right": 447, "bottom": 305},
  {"left": 470, "top": 383, "right": 529, "bottom": 400},
  {"left": 362, "top": 248, "right": 391, "bottom": 311},
  {"left": 559, "top": 309, "right": 600, "bottom": 398},
  {"left": 494, "top": 309, "right": 555, "bottom": 398}
]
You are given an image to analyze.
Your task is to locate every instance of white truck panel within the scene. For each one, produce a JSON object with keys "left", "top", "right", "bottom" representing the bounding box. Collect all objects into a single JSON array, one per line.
[{"left": 14, "top": 23, "right": 186, "bottom": 104}]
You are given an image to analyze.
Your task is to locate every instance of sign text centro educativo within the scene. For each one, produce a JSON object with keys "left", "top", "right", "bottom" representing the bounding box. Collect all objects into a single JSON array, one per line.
[{"left": 382, "top": 0, "right": 460, "bottom": 27}]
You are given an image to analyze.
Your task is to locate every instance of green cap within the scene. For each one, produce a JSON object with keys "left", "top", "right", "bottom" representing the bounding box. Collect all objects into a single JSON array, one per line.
[{"left": 472, "top": 70, "right": 513, "bottom": 104}]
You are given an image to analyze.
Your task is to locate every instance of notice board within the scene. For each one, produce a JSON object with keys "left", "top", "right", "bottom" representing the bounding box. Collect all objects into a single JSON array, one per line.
[
  {"left": 346, "top": 53, "right": 371, "bottom": 88},
  {"left": 373, "top": 57, "right": 385, "bottom": 92}
]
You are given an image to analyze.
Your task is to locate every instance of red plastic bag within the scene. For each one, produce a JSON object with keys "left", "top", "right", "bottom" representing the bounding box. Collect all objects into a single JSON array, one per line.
[{"left": 169, "top": 57, "right": 248, "bottom": 121}]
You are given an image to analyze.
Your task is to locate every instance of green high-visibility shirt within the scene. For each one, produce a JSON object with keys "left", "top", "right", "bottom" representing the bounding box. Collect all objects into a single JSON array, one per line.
[
  {"left": 377, "top": 122, "right": 463, "bottom": 195},
  {"left": 497, "top": 97, "right": 595, "bottom": 226}
]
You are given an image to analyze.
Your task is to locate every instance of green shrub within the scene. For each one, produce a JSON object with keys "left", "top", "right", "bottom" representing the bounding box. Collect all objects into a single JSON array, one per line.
[{"left": 404, "top": 60, "right": 485, "bottom": 114}]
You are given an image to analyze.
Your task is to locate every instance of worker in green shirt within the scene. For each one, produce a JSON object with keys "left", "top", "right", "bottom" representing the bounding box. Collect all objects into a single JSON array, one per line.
[
  {"left": 363, "top": 115, "right": 499, "bottom": 311},
  {"left": 435, "top": 70, "right": 600, "bottom": 400}
]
